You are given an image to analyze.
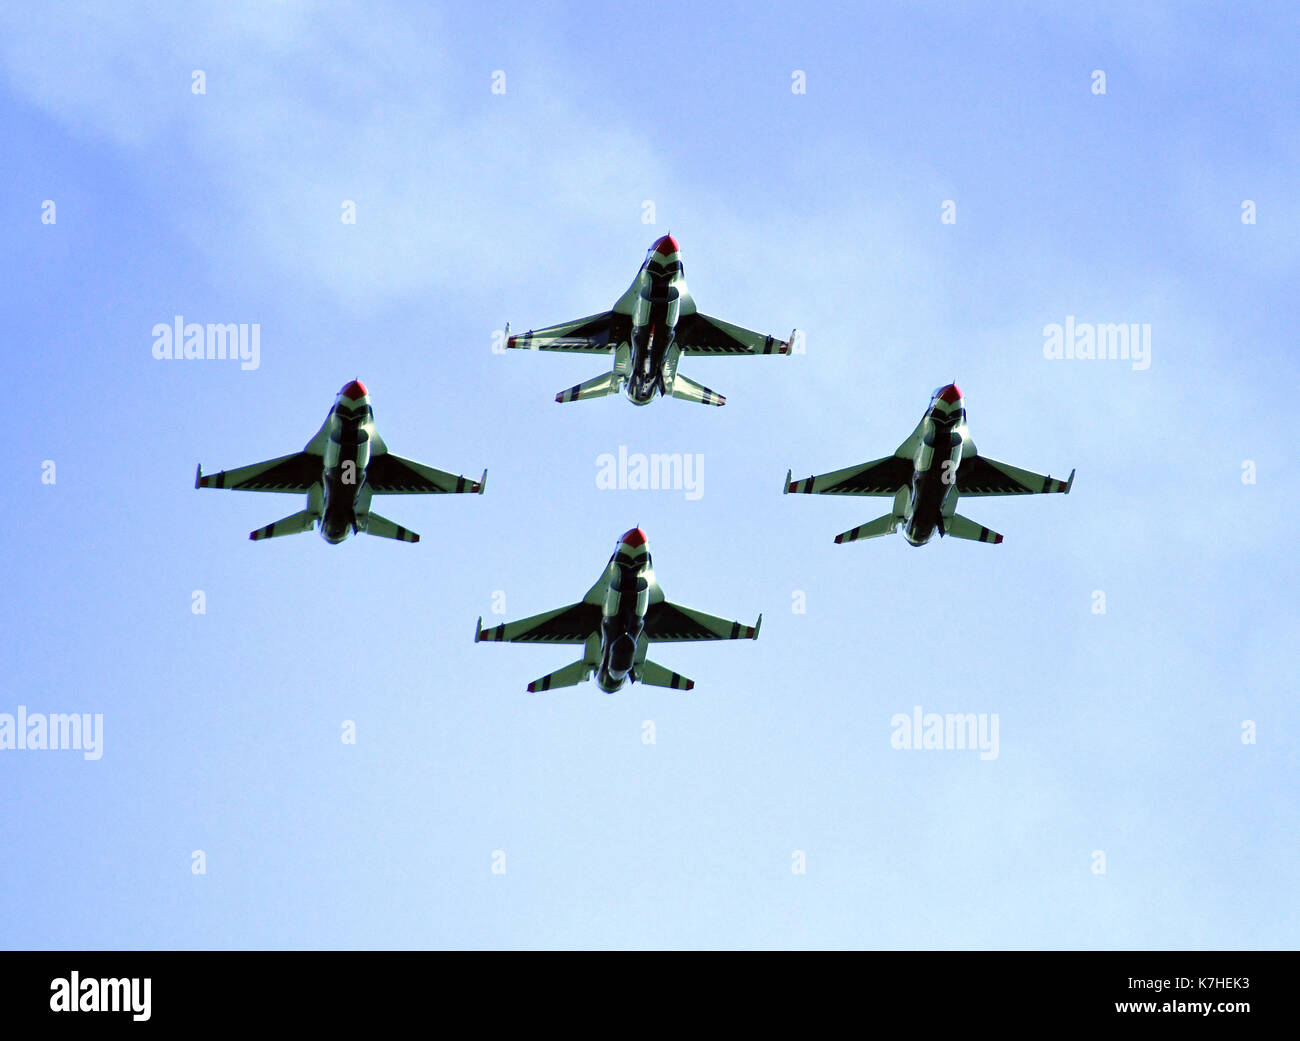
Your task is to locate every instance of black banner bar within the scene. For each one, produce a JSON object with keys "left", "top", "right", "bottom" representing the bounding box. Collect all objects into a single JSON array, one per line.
[{"left": 0, "top": 951, "right": 1290, "bottom": 1028}]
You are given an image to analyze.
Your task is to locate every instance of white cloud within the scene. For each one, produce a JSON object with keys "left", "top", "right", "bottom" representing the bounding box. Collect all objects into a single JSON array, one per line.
[{"left": 0, "top": 2, "right": 680, "bottom": 306}]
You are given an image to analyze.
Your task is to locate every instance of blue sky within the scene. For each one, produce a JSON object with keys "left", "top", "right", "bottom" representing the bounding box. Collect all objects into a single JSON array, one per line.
[{"left": 1, "top": 1, "right": 1296, "bottom": 949}]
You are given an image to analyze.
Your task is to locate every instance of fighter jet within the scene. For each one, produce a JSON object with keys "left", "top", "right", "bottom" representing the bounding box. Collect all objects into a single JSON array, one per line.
[
  {"left": 505, "top": 234, "right": 795, "bottom": 406},
  {"left": 784, "top": 384, "right": 1074, "bottom": 546},
  {"left": 196, "top": 380, "right": 486, "bottom": 543},
  {"left": 475, "top": 527, "right": 761, "bottom": 692}
]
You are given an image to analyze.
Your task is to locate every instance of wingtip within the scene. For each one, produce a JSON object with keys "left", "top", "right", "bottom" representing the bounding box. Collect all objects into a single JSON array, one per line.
[
  {"left": 833, "top": 533, "right": 844, "bottom": 544},
  {"left": 478, "top": 469, "right": 488, "bottom": 494},
  {"left": 783, "top": 469, "right": 792, "bottom": 495},
  {"left": 786, "top": 328, "right": 798, "bottom": 355},
  {"left": 753, "top": 613, "right": 762, "bottom": 640},
  {"left": 1065, "top": 468, "right": 1075, "bottom": 494},
  {"left": 526, "top": 681, "right": 538, "bottom": 693},
  {"left": 194, "top": 464, "right": 202, "bottom": 489},
  {"left": 993, "top": 533, "right": 1004, "bottom": 544},
  {"left": 684, "top": 679, "right": 695, "bottom": 691},
  {"left": 474, "top": 616, "right": 482, "bottom": 643}
]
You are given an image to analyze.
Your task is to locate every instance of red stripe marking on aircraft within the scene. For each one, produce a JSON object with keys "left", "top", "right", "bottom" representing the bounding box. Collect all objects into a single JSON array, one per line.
[{"left": 653, "top": 234, "right": 679, "bottom": 256}]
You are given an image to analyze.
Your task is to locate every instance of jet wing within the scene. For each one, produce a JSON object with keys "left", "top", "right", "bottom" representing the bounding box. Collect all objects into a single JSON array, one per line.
[
  {"left": 956, "top": 456, "right": 1074, "bottom": 496},
  {"left": 506, "top": 311, "right": 631, "bottom": 353},
  {"left": 673, "top": 311, "right": 791, "bottom": 356},
  {"left": 643, "top": 602, "right": 761, "bottom": 642},
  {"left": 785, "top": 456, "right": 912, "bottom": 496},
  {"left": 476, "top": 603, "right": 602, "bottom": 644},
  {"left": 366, "top": 453, "right": 485, "bottom": 495},
  {"left": 196, "top": 452, "right": 320, "bottom": 493}
]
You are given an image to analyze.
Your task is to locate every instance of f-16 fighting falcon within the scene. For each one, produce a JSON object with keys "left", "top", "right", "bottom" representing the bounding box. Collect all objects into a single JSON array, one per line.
[
  {"left": 505, "top": 234, "right": 795, "bottom": 406},
  {"left": 475, "top": 528, "right": 761, "bottom": 692},
  {"left": 196, "top": 380, "right": 486, "bottom": 543},
  {"left": 785, "top": 384, "right": 1074, "bottom": 546}
]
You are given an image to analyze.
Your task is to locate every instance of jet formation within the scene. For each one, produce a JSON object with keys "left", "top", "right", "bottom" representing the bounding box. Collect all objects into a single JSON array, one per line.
[
  {"left": 506, "top": 235, "right": 795, "bottom": 407},
  {"left": 196, "top": 380, "right": 485, "bottom": 543},
  {"left": 193, "top": 243, "right": 1078, "bottom": 696},
  {"left": 785, "top": 384, "right": 1073, "bottom": 546},
  {"left": 476, "top": 528, "right": 760, "bottom": 693}
]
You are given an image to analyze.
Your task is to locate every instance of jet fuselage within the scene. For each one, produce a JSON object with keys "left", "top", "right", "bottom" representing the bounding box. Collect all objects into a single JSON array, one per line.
[
  {"left": 319, "top": 380, "right": 377, "bottom": 543},
  {"left": 595, "top": 528, "right": 654, "bottom": 691},
  {"left": 902, "top": 386, "right": 968, "bottom": 547},
  {"left": 624, "top": 237, "right": 686, "bottom": 405}
]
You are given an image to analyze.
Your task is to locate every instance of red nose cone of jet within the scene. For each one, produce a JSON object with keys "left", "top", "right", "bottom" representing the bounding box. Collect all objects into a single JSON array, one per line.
[
  {"left": 621, "top": 527, "right": 648, "bottom": 548},
  {"left": 653, "top": 234, "right": 680, "bottom": 256},
  {"left": 340, "top": 379, "right": 368, "bottom": 400},
  {"left": 937, "top": 383, "right": 962, "bottom": 404}
]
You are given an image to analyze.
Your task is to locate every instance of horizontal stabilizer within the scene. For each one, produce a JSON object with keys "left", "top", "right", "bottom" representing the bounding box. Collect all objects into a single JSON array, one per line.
[
  {"left": 944, "top": 513, "right": 1003, "bottom": 544},
  {"left": 249, "top": 510, "right": 317, "bottom": 541},
  {"left": 634, "top": 659, "right": 694, "bottom": 691},
  {"left": 556, "top": 371, "right": 621, "bottom": 403},
  {"left": 526, "top": 659, "right": 591, "bottom": 693},
  {"left": 669, "top": 372, "right": 725, "bottom": 407},
  {"left": 833, "top": 513, "right": 899, "bottom": 544},
  {"left": 360, "top": 512, "right": 419, "bottom": 543}
]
